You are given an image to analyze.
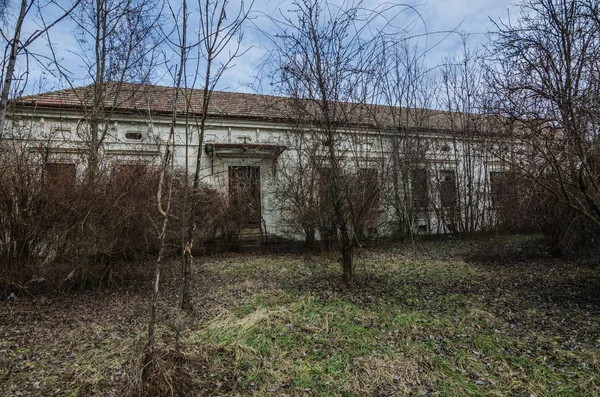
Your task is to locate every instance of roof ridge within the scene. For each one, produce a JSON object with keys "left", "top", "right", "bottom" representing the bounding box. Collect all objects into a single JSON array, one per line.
[
  {"left": 17, "top": 82, "right": 296, "bottom": 103},
  {"left": 10, "top": 83, "right": 507, "bottom": 136}
]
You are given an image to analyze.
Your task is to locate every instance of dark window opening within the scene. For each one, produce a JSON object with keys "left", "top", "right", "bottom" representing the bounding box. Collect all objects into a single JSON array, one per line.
[
  {"left": 411, "top": 168, "right": 428, "bottom": 210},
  {"left": 489, "top": 171, "right": 504, "bottom": 207},
  {"left": 439, "top": 170, "right": 457, "bottom": 208},
  {"left": 354, "top": 167, "right": 380, "bottom": 240},
  {"left": 45, "top": 163, "right": 76, "bottom": 195},
  {"left": 490, "top": 170, "right": 519, "bottom": 207},
  {"left": 357, "top": 167, "right": 380, "bottom": 209},
  {"left": 125, "top": 132, "right": 143, "bottom": 140},
  {"left": 317, "top": 167, "right": 333, "bottom": 207}
]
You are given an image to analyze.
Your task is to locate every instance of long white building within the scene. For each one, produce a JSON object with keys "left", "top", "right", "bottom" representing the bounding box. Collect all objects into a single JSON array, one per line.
[{"left": 7, "top": 83, "right": 512, "bottom": 241}]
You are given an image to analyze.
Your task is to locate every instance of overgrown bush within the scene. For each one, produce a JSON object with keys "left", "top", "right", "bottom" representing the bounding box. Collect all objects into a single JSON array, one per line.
[
  {"left": 0, "top": 147, "right": 162, "bottom": 289},
  {"left": 176, "top": 178, "right": 243, "bottom": 253},
  {"left": 536, "top": 197, "right": 599, "bottom": 257},
  {"left": 494, "top": 171, "right": 600, "bottom": 256},
  {"left": 0, "top": 142, "right": 49, "bottom": 282},
  {"left": 0, "top": 144, "right": 234, "bottom": 292},
  {"left": 493, "top": 172, "right": 539, "bottom": 233}
]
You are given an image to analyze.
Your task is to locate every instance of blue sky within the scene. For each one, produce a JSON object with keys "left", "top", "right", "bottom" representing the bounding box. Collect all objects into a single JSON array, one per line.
[{"left": 8, "top": 0, "right": 519, "bottom": 96}]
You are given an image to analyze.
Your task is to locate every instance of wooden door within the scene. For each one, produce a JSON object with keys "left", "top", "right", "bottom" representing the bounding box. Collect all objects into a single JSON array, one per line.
[{"left": 229, "top": 166, "right": 261, "bottom": 227}]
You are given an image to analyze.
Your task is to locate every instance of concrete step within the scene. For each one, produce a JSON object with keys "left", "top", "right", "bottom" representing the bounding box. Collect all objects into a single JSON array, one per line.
[{"left": 238, "top": 228, "right": 264, "bottom": 247}]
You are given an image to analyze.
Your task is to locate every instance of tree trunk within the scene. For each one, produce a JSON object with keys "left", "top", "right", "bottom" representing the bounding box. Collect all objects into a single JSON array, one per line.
[
  {"left": 303, "top": 225, "right": 315, "bottom": 248},
  {"left": 180, "top": 249, "right": 192, "bottom": 309},
  {"left": 180, "top": 47, "right": 213, "bottom": 310},
  {"left": 341, "top": 232, "right": 353, "bottom": 284},
  {"left": 0, "top": 0, "right": 27, "bottom": 137},
  {"left": 145, "top": 181, "right": 171, "bottom": 362}
]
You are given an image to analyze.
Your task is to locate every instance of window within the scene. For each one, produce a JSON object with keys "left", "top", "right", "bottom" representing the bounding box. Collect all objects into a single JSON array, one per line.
[
  {"left": 439, "top": 170, "right": 457, "bottom": 208},
  {"left": 411, "top": 168, "right": 428, "bottom": 210},
  {"left": 125, "top": 131, "right": 143, "bottom": 140},
  {"left": 45, "top": 163, "right": 76, "bottom": 194},
  {"left": 357, "top": 167, "right": 380, "bottom": 208},
  {"left": 490, "top": 171, "right": 518, "bottom": 207},
  {"left": 489, "top": 171, "right": 504, "bottom": 207},
  {"left": 355, "top": 167, "right": 380, "bottom": 229},
  {"left": 236, "top": 135, "right": 252, "bottom": 144},
  {"left": 317, "top": 166, "right": 333, "bottom": 206}
]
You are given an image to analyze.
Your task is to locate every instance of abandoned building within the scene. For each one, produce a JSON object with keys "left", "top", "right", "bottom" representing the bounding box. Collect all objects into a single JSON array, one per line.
[{"left": 5, "top": 82, "right": 514, "bottom": 241}]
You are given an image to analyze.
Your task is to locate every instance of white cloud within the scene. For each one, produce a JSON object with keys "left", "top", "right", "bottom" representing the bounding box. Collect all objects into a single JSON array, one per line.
[{"left": 9, "top": 0, "right": 520, "bottom": 95}]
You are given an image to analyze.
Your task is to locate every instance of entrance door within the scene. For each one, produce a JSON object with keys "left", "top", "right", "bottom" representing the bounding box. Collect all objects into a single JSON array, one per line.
[{"left": 229, "top": 166, "right": 261, "bottom": 227}]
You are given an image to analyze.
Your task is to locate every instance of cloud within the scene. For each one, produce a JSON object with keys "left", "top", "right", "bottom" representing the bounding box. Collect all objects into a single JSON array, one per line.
[{"left": 11, "top": 0, "right": 520, "bottom": 96}]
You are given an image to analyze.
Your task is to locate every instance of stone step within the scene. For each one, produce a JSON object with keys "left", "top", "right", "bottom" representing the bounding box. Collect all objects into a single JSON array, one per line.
[{"left": 238, "top": 228, "right": 264, "bottom": 247}]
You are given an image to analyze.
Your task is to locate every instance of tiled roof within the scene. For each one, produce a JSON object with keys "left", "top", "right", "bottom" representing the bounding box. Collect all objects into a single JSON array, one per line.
[
  {"left": 12, "top": 82, "right": 504, "bottom": 134},
  {"left": 14, "top": 82, "right": 291, "bottom": 121}
]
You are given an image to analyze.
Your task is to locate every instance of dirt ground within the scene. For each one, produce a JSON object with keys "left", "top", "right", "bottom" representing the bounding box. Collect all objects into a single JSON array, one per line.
[{"left": 1, "top": 235, "right": 599, "bottom": 396}]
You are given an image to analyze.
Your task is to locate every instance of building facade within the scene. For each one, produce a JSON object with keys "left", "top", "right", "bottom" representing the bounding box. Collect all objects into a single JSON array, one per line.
[{"left": 6, "top": 83, "right": 513, "bottom": 241}]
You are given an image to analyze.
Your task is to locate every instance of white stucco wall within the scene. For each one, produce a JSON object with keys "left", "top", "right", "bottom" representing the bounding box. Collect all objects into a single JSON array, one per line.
[{"left": 6, "top": 106, "right": 510, "bottom": 239}]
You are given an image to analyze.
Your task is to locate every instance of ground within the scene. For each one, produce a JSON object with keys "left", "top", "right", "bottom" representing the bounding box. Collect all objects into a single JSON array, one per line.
[{"left": 1, "top": 235, "right": 599, "bottom": 396}]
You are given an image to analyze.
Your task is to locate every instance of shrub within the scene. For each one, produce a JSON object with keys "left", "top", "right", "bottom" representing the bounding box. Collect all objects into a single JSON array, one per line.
[
  {"left": 0, "top": 140, "right": 244, "bottom": 292},
  {"left": 0, "top": 149, "right": 163, "bottom": 289}
]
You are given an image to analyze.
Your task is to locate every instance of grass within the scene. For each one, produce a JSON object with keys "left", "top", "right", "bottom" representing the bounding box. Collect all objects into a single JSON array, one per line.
[
  {"left": 1, "top": 236, "right": 599, "bottom": 395},
  {"left": 177, "top": 243, "right": 599, "bottom": 396}
]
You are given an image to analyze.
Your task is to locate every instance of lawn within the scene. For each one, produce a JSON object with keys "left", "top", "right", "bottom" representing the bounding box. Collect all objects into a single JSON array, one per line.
[{"left": 1, "top": 236, "right": 599, "bottom": 396}]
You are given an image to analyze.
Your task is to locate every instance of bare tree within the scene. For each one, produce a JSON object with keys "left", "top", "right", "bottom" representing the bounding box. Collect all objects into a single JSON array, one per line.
[
  {"left": 145, "top": 0, "right": 254, "bottom": 367},
  {"left": 145, "top": 0, "right": 186, "bottom": 367},
  {"left": 269, "top": 128, "right": 322, "bottom": 247},
  {"left": 177, "top": 0, "right": 253, "bottom": 310},
  {"left": 144, "top": 69, "right": 179, "bottom": 370},
  {"left": 0, "top": 0, "right": 80, "bottom": 138},
  {"left": 47, "top": 0, "right": 162, "bottom": 176},
  {"left": 487, "top": 0, "right": 600, "bottom": 232},
  {"left": 266, "top": 0, "right": 408, "bottom": 283},
  {"left": 435, "top": 36, "right": 492, "bottom": 235},
  {"left": 374, "top": 37, "right": 437, "bottom": 240}
]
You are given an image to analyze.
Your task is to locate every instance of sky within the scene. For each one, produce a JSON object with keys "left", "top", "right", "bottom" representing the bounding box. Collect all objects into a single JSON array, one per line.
[{"left": 3, "top": 0, "right": 520, "bottom": 96}]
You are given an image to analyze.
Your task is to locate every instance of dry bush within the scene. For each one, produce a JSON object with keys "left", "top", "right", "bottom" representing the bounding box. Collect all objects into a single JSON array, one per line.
[
  {"left": 194, "top": 184, "right": 245, "bottom": 252},
  {"left": 55, "top": 162, "right": 162, "bottom": 289},
  {"left": 0, "top": 144, "right": 245, "bottom": 292},
  {"left": 132, "top": 348, "right": 204, "bottom": 397},
  {"left": 536, "top": 197, "right": 600, "bottom": 257},
  {"left": 169, "top": 176, "right": 246, "bottom": 253},
  {"left": 273, "top": 163, "right": 381, "bottom": 253},
  {"left": 0, "top": 152, "right": 164, "bottom": 290},
  {"left": 0, "top": 143, "right": 55, "bottom": 285},
  {"left": 493, "top": 171, "right": 599, "bottom": 256},
  {"left": 493, "top": 172, "right": 539, "bottom": 233}
]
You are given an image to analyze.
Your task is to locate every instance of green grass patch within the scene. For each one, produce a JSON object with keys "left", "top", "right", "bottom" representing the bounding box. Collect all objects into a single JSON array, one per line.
[
  {"left": 3, "top": 237, "right": 599, "bottom": 395},
  {"left": 180, "top": 249, "right": 599, "bottom": 395}
]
